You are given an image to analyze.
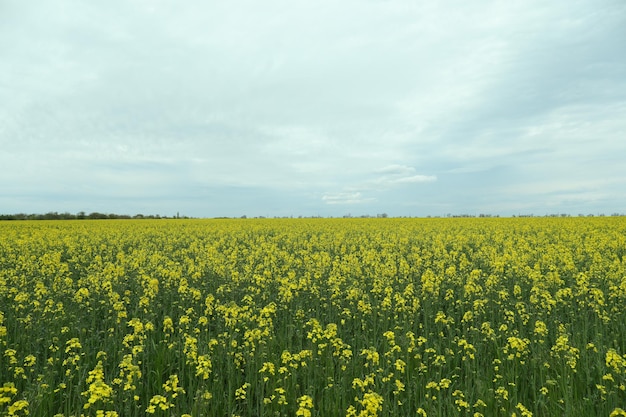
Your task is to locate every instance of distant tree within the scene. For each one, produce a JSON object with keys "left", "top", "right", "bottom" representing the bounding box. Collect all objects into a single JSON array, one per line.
[
  {"left": 43, "top": 212, "right": 58, "bottom": 220},
  {"left": 0, "top": 211, "right": 171, "bottom": 221}
]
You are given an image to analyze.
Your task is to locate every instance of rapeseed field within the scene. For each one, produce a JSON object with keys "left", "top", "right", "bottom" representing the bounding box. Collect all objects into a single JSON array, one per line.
[{"left": 1, "top": 218, "right": 625, "bottom": 416}]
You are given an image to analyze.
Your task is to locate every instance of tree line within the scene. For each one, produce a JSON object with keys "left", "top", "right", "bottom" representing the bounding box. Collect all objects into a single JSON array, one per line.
[{"left": 0, "top": 212, "right": 187, "bottom": 221}]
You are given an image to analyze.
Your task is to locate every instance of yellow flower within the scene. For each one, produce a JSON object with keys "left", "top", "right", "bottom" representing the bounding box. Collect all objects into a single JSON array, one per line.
[
  {"left": 235, "top": 382, "right": 250, "bottom": 400},
  {"left": 0, "top": 383, "right": 18, "bottom": 405},
  {"left": 196, "top": 354, "right": 212, "bottom": 379},
  {"left": 606, "top": 349, "right": 626, "bottom": 374},
  {"left": 82, "top": 361, "right": 114, "bottom": 409},
  {"left": 361, "top": 348, "right": 380, "bottom": 367},
  {"left": 395, "top": 359, "right": 406, "bottom": 373},
  {"left": 163, "top": 374, "right": 185, "bottom": 398},
  {"left": 495, "top": 386, "right": 509, "bottom": 401},
  {"left": 296, "top": 395, "right": 313, "bottom": 417},
  {"left": 23, "top": 355, "right": 36, "bottom": 367},
  {"left": 358, "top": 391, "right": 383, "bottom": 417},
  {"left": 95, "top": 411, "right": 119, "bottom": 417},
  {"left": 533, "top": 320, "right": 548, "bottom": 337},
  {"left": 7, "top": 399, "right": 29, "bottom": 416},
  {"left": 146, "top": 395, "right": 171, "bottom": 413},
  {"left": 516, "top": 402, "right": 533, "bottom": 417},
  {"left": 393, "top": 379, "right": 405, "bottom": 395},
  {"left": 163, "top": 316, "right": 174, "bottom": 334}
]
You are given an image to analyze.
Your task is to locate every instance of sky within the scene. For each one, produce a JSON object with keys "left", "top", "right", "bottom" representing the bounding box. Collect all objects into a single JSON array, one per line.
[{"left": 1, "top": 0, "right": 625, "bottom": 218}]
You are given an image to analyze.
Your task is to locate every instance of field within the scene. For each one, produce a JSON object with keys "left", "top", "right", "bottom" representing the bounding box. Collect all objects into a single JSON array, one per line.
[{"left": 1, "top": 217, "right": 625, "bottom": 416}]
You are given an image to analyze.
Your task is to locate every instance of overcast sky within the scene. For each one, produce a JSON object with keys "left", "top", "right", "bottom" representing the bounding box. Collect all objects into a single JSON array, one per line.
[{"left": 1, "top": 0, "right": 625, "bottom": 217}]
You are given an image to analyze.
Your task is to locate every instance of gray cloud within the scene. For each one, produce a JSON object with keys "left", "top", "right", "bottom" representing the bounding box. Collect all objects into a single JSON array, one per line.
[{"left": 1, "top": 0, "right": 624, "bottom": 216}]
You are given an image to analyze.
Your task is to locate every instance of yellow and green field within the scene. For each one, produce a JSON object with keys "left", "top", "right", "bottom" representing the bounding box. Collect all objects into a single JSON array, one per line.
[{"left": 1, "top": 218, "right": 625, "bottom": 416}]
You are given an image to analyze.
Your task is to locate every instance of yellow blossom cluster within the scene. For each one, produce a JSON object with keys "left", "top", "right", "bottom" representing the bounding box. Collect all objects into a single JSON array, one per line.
[{"left": 0, "top": 217, "right": 625, "bottom": 416}]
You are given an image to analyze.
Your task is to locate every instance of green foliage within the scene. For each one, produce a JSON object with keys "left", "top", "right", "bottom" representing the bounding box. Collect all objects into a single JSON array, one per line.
[{"left": 0, "top": 218, "right": 625, "bottom": 416}]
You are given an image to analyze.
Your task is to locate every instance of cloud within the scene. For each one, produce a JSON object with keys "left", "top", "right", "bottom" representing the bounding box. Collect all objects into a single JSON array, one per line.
[
  {"left": 320, "top": 165, "right": 436, "bottom": 207},
  {"left": 370, "top": 165, "right": 437, "bottom": 188},
  {"left": 322, "top": 192, "right": 376, "bottom": 205},
  {"left": 0, "top": 0, "right": 624, "bottom": 216},
  {"left": 392, "top": 175, "right": 438, "bottom": 184}
]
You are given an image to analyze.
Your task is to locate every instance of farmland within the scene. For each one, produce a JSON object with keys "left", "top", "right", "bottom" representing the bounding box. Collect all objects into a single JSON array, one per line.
[{"left": 1, "top": 218, "right": 625, "bottom": 416}]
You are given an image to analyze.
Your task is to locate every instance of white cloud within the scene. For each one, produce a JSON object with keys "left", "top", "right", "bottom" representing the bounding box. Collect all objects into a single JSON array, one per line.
[
  {"left": 369, "top": 165, "right": 436, "bottom": 188},
  {"left": 322, "top": 192, "right": 375, "bottom": 205},
  {"left": 393, "top": 175, "right": 438, "bottom": 184},
  {"left": 375, "top": 165, "right": 415, "bottom": 176}
]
